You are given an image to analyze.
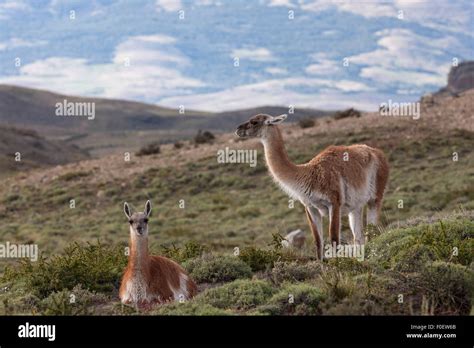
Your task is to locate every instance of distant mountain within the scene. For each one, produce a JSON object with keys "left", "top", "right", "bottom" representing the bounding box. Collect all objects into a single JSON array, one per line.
[
  {"left": 436, "top": 60, "right": 474, "bottom": 96},
  {"left": 0, "top": 85, "right": 329, "bottom": 136},
  {"left": 0, "top": 125, "right": 89, "bottom": 177}
]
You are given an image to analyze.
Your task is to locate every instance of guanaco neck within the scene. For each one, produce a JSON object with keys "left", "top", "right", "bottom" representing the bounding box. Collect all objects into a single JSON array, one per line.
[
  {"left": 261, "top": 125, "right": 299, "bottom": 183},
  {"left": 128, "top": 230, "right": 150, "bottom": 274}
]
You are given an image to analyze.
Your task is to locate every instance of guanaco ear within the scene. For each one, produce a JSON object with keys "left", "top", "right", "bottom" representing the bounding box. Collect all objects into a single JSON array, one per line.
[
  {"left": 266, "top": 114, "right": 287, "bottom": 125},
  {"left": 124, "top": 202, "right": 131, "bottom": 219},
  {"left": 144, "top": 200, "right": 152, "bottom": 217}
]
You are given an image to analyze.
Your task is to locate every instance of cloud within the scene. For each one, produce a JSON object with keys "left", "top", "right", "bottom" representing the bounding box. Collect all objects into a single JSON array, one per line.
[
  {"left": 0, "top": 0, "right": 31, "bottom": 19},
  {"left": 265, "top": 67, "right": 288, "bottom": 75},
  {"left": 133, "top": 34, "right": 177, "bottom": 44},
  {"left": 267, "top": 0, "right": 296, "bottom": 8},
  {"left": 156, "top": 0, "right": 182, "bottom": 12},
  {"left": 0, "top": 38, "right": 47, "bottom": 51},
  {"left": 301, "top": 0, "right": 394, "bottom": 18},
  {"left": 300, "top": 0, "right": 472, "bottom": 34},
  {"left": 231, "top": 48, "right": 275, "bottom": 62},
  {"left": 359, "top": 67, "right": 446, "bottom": 87},
  {"left": 158, "top": 77, "right": 374, "bottom": 111},
  {"left": 0, "top": 34, "right": 204, "bottom": 101},
  {"left": 348, "top": 29, "right": 458, "bottom": 88},
  {"left": 305, "top": 54, "right": 340, "bottom": 75}
]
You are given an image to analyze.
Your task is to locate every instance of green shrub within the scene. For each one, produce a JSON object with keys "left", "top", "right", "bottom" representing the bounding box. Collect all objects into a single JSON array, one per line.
[
  {"left": 183, "top": 255, "right": 252, "bottom": 284},
  {"left": 199, "top": 279, "right": 275, "bottom": 310},
  {"left": 0, "top": 281, "right": 41, "bottom": 315},
  {"left": 333, "top": 108, "right": 361, "bottom": 120},
  {"left": 318, "top": 269, "right": 356, "bottom": 303},
  {"left": 298, "top": 118, "right": 315, "bottom": 128},
  {"left": 270, "top": 261, "right": 322, "bottom": 283},
  {"left": 366, "top": 219, "right": 474, "bottom": 271},
  {"left": 39, "top": 285, "right": 107, "bottom": 315},
  {"left": 258, "top": 283, "right": 326, "bottom": 315},
  {"left": 154, "top": 302, "right": 231, "bottom": 315},
  {"left": 239, "top": 246, "right": 282, "bottom": 272},
  {"left": 322, "top": 291, "right": 387, "bottom": 315},
  {"left": 1, "top": 241, "right": 127, "bottom": 298},
  {"left": 160, "top": 241, "right": 208, "bottom": 263},
  {"left": 173, "top": 141, "right": 184, "bottom": 149},
  {"left": 194, "top": 130, "right": 215, "bottom": 145},
  {"left": 136, "top": 142, "right": 161, "bottom": 156},
  {"left": 419, "top": 261, "right": 474, "bottom": 315},
  {"left": 326, "top": 257, "right": 371, "bottom": 275}
]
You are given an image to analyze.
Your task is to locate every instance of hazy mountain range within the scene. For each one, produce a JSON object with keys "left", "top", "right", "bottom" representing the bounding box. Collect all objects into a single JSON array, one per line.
[{"left": 0, "top": 84, "right": 329, "bottom": 174}]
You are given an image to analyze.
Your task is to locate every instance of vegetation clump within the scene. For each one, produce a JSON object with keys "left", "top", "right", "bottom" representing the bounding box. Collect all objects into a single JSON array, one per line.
[
  {"left": 198, "top": 279, "right": 275, "bottom": 310},
  {"left": 238, "top": 246, "right": 283, "bottom": 272},
  {"left": 136, "top": 142, "right": 161, "bottom": 156},
  {"left": 194, "top": 130, "right": 215, "bottom": 145},
  {"left": 1, "top": 241, "right": 127, "bottom": 298},
  {"left": 333, "top": 108, "right": 361, "bottom": 120},
  {"left": 298, "top": 117, "right": 315, "bottom": 128},
  {"left": 183, "top": 254, "right": 252, "bottom": 283},
  {"left": 270, "top": 261, "right": 322, "bottom": 283},
  {"left": 258, "top": 282, "right": 326, "bottom": 315},
  {"left": 366, "top": 219, "right": 474, "bottom": 272},
  {"left": 160, "top": 241, "right": 208, "bottom": 263}
]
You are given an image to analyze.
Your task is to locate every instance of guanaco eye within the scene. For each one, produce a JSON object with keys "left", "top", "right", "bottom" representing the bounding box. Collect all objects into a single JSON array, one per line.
[
  {"left": 144, "top": 218, "right": 149, "bottom": 223},
  {"left": 250, "top": 120, "right": 258, "bottom": 125},
  {"left": 128, "top": 220, "right": 133, "bottom": 224}
]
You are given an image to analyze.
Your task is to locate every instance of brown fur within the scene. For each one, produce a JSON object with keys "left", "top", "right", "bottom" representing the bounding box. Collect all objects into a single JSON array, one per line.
[
  {"left": 305, "top": 206, "right": 322, "bottom": 254},
  {"left": 119, "top": 224, "right": 197, "bottom": 307},
  {"left": 236, "top": 114, "right": 390, "bottom": 259}
]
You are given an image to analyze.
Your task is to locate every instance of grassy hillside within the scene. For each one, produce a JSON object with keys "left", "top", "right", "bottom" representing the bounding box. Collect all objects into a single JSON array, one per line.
[
  {"left": 0, "top": 120, "right": 472, "bottom": 254},
  {"left": 0, "top": 91, "right": 472, "bottom": 315},
  {"left": 0, "top": 125, "right": 90, "bottom": 178}
]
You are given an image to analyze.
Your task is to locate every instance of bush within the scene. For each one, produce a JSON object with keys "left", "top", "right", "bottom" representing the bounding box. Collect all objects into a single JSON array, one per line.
[
  {"left": 194, "top": 130, "right": 215, "bottom": 145},
  {"left": 183, "top": 255, "right": 252, "bottom": 284},
  {"left": 258, "top": 283, "right": 326, "bottom": 315},
  {"left": 1, "top": 241, "right": 127, "bottom": 298},
  {"left": 333, "top": 108, "right": 361, "bottom": 120},
  {"left": 238, "top": 246, "right": 282, "bottom": 272},
  {"left": 154, "top": 302, "right": 231, "bottom": 315},
  {"left": 160, "top": 241, "right": 208, "bottom": 263},
  {"left": 270, "top": 261, "right": 322, "bottom": 283},
  {"left": 39, "top": 285, "right": 107, "bottom": 315},
  {"left": 199, "top": 279, "right": 275, "bottom": 310},
  {"left": 136, "top": 142, "right": 161, "bottom": 156},
  {"left": 322, "top": 291, "right": 387, "bottom": 315},
  {"left": 298, "top": 118, "right": 315, "bottom": 128},
  {"left": 366, "top": 219, "right": 474, "bottom": 272},
  {"left": 326, "top": 258, "right": 371, "bottom": 276},
  {"left": 419, "top": 261, "right": 473, "bottom": 315},
  {"left": 318, "top": 269, "right": 356, "bottom": 303},
  {"left": 173, "top": 141, "right": 184, "bottom": 149}
]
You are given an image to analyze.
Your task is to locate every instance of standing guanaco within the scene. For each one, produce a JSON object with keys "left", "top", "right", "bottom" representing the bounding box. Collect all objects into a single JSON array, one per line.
[{"left": 236, "top": 114, "right": 389, "bottom": 259}]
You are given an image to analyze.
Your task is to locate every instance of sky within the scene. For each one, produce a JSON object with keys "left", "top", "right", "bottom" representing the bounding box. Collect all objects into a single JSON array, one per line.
[{"left": 0, "top": 0, "right": 472, "bottom": 111}]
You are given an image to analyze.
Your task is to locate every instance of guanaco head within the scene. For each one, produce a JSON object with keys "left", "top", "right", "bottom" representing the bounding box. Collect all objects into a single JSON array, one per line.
[
  {"left": 235, "top": 113, "right": 287, "bottom": 139},
  {"left": 123, "top": 200, "right": 152, "bottom": 237}
]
